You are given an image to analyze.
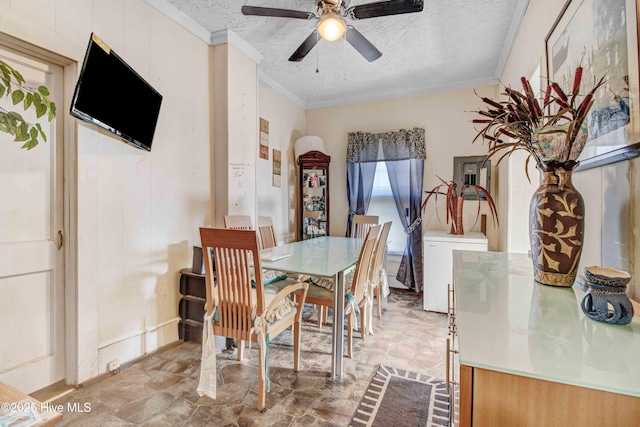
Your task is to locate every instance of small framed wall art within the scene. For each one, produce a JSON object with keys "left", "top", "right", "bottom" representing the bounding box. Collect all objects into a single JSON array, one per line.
[
  {"left": 260, "top": 117, "right": 269, "bottom": 160},
  {"left": 272, "top": 148, "right": 281, "bottom": 187}
]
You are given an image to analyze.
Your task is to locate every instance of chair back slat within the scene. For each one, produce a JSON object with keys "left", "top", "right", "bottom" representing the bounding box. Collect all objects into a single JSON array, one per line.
[
  {"left": 257, "top": 216, "right": 277, "bottom": 249},
  {"left": 350, "top": 224, "right": 381, "bottom": 302},
  {"left": 370, "top": 221, "right": 392, "bottom": 285},
  {"left": 199, "top": 227, "right": 265, "bottom": 341},
  {"left": 224, "top": 215, "right": 254, "bottom": 230},
  {"left": 351, "top": 215, "right": 379, "bottom": 239},
  {"left": 215, "top": 247, "right": 246, "bottom": 337}
]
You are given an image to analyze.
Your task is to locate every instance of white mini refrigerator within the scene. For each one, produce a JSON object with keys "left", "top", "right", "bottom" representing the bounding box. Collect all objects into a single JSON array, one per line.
[{"left": 423, "top": 230, "right": 488, "bottom": 312}]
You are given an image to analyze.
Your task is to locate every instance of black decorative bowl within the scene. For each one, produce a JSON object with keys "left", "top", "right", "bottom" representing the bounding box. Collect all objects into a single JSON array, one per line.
[
  {"left": 584, "top": 266, "right": 631, "bottom": 287},
  {"left": 581, "top": 266, "right": 633, "bottom": 325}
]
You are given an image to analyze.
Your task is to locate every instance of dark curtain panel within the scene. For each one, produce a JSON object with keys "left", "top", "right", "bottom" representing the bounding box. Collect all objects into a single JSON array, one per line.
[
  {"left": 346, "top": 162, "right": 377, "bottom": 236},
  {"left": 385, "top": 158, "right": 424, "bottom": 292},
  {"left": 346, "top": 128, "right": 426, "bottom": 290},
  {"left": 346, "top": 132, "right": 380, "bottom": 236}
]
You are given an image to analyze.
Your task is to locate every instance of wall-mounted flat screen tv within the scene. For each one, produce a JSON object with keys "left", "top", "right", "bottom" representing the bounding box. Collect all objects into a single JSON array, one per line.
[{"left": 70, "top": 33, "right": 162, "bottom": 151}]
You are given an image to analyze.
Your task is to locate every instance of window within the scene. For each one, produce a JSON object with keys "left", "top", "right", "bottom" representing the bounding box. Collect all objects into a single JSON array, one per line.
[{"left": 368, "top": 162, "right": 407, "bottom": 255}]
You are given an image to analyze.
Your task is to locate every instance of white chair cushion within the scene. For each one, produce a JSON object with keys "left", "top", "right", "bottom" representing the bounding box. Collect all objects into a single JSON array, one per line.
[
  {"left": 261, "top": 278, "right": 300, "bottom": 322},
  {"left": 212, "top": 278, "right": 299, "bottom": 325},
  {"left": 307, "top": 270, "right": 354, "bottom": 292},
  {"left": 250, "top": 267, "right": 288, "bottom": 285},
  {"left": 306, "top": 282, "right": 334, "bottom": 300}
]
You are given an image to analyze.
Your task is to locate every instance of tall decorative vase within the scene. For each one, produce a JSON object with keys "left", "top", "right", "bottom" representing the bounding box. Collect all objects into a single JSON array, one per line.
[
  {"left": 529, "top": 161, "right": 584, "bottom": 287},
  {"left": 450, "top": 195, "right": 464, "bottom": 235}
]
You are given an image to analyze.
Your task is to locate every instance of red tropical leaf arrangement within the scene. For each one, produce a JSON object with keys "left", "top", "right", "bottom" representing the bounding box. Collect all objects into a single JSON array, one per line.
[
  {"left": 420, "top": 176, "right": 498, "bottom": 235},
  {"left": 471, "top": 66, "right": 605, "bottom": 179}
]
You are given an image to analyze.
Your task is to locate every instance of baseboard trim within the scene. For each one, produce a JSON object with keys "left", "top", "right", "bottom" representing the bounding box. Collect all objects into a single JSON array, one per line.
[
  {"left": 97, "top": 317, "right": 181, "bottom": 375},
  {"left": 77, "top": 340, "right": 184, "bottom": 389}
]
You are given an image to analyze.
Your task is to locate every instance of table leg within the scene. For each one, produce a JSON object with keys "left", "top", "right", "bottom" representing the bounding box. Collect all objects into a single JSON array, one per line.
[{"left": 331, "top": 270, "right": 345, "bottom": 379}]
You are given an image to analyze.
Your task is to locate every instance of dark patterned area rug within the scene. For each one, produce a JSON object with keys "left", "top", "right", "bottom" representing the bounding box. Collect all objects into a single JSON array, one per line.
[{"left": 349, "top": 365, "right": 450, "bottom": 427}]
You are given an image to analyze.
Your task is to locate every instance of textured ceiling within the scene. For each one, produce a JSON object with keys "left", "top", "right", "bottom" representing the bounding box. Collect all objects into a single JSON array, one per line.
[{"left": 151, "top": 0, "right": 527, "bottom": 109}]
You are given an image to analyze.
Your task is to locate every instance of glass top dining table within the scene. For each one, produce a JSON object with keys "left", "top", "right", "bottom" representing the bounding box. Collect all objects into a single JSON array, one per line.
[{"left": 260, "top": 236, "right": 363, "bottom": 379}]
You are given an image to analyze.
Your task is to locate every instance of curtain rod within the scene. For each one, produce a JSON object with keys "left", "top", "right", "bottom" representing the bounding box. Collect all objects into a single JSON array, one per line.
[{"left": 349, "top": 127, "right": 424, "bottom": 135}]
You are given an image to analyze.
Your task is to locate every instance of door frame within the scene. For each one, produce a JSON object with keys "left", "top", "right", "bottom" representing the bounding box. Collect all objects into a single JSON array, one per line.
[{"left": 0, "top": 33, "right": 79, "bottom": 387}]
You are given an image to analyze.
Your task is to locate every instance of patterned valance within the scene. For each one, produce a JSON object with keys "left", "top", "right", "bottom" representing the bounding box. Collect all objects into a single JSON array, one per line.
[{"left": 347, "top": 127, "right": 426, "bottom": 162}]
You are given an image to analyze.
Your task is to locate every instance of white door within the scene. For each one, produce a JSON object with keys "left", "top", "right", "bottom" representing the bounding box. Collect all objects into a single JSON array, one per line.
[{"left": 0, "top": 46, "right": 65, "bottom": 393}]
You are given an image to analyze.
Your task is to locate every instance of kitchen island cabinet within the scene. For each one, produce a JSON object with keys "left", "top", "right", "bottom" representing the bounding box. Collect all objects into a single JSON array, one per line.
[{"left": 450, "top": 251, "right": 640, "bottom": 426}]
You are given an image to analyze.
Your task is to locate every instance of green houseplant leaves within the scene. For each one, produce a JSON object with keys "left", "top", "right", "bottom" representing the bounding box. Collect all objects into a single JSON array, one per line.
[{"left": 0, "top": 59, "right": 56, "bottom": 150}]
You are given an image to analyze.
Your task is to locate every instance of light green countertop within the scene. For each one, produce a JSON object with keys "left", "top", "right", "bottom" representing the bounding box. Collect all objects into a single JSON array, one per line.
[{"left": 453, "top": 250, "right": 640, "bottom": 397}]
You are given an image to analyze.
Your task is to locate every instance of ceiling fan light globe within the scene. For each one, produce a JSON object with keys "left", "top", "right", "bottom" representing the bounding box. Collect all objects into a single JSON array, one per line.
[{"left": 318, "top": 13, "right": 346, "bottom": 41}]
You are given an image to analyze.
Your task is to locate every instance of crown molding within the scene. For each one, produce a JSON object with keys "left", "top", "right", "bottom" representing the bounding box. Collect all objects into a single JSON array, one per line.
[
  {"left": 144, "top": 1, "right": 263, "bottom": 65},
  {"left": 495, "top": 0, "right": 530, "bottom": 79},
  {"left": 258, "top": 71, "right": 307, "bottom": 109},
  {"left": 144, "top": 0, "right": 211, "bottom": 44},
  {"left": 210, "top": 29, "right": 263, "bottom": 65},
  {"left": 146, "top": 1, "right": 304, "bottom": 105},
  {"left": 305, "top": 76, "right": 498, "bottom": 110}
]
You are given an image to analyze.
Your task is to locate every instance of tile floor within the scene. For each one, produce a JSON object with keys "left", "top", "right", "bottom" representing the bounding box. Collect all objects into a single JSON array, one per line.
[{"left": 53, "top": 289, "right": 448, "bottom": 426}]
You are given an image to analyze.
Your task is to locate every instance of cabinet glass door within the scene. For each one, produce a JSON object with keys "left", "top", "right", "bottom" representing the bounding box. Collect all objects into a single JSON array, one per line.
[{"left": 302, "top": 167, "right": 327, "bottom": 239}]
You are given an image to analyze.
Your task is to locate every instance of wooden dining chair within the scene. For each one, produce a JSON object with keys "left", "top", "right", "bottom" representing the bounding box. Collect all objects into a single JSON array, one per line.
[
  {"left": 223, "top": 215, "right": 254, "bottom": 230},
  {"left": 199, "top": 227, "right": 308, "bottom": 412},
  {"left": 370, "top": 221, "right": 392, "bottom": 319},
  {"left": 351, "top": 214, "right": 379, "bottom": 238},
  {"left": 305, "top": 224, "right": 381, "bottom": 358},
  {"left": 257, "top": 216, "right": 277, "bottom": 250}
]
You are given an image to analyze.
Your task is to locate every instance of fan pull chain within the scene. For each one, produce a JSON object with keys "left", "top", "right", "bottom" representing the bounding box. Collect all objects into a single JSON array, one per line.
[
  {"left": 316, "top": 30, "right": 320, "bottom": 73},
  {"left": 343, "top": 32, "right": 347, "bottom": 81}
]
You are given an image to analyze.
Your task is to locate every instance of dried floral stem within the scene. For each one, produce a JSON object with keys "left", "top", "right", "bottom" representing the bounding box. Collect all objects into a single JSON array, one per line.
[
  {"left": 472, "top": 67, "right": 605, "bottom": 168},
  {"left": 420, "top": 177, "right": 498, "bottom": 235}
]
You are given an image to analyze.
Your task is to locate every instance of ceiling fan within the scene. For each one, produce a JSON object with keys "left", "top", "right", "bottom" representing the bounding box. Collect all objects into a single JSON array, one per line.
[{"left": 241, "top": 0, "right": 424, "bottom": 62}]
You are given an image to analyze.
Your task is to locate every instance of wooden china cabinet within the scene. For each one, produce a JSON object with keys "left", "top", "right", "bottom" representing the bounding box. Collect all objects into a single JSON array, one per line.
[{"left": 298, "top": 150, "right": 330, "bottom": 240}]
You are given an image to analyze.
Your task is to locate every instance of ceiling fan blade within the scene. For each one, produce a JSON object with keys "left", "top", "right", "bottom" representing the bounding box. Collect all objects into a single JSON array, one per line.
[
  {"left": 288, "top": 31, "right": 319, "bottom": 62},
  {"left": 241, "top": 6, "right": 316, "bottom": 20},
  {"left": 346, "top": 0, "right": 424, "bottom": 20},
  {"left": 345, "top": 27, "right": 382, "bottom": 62}
]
